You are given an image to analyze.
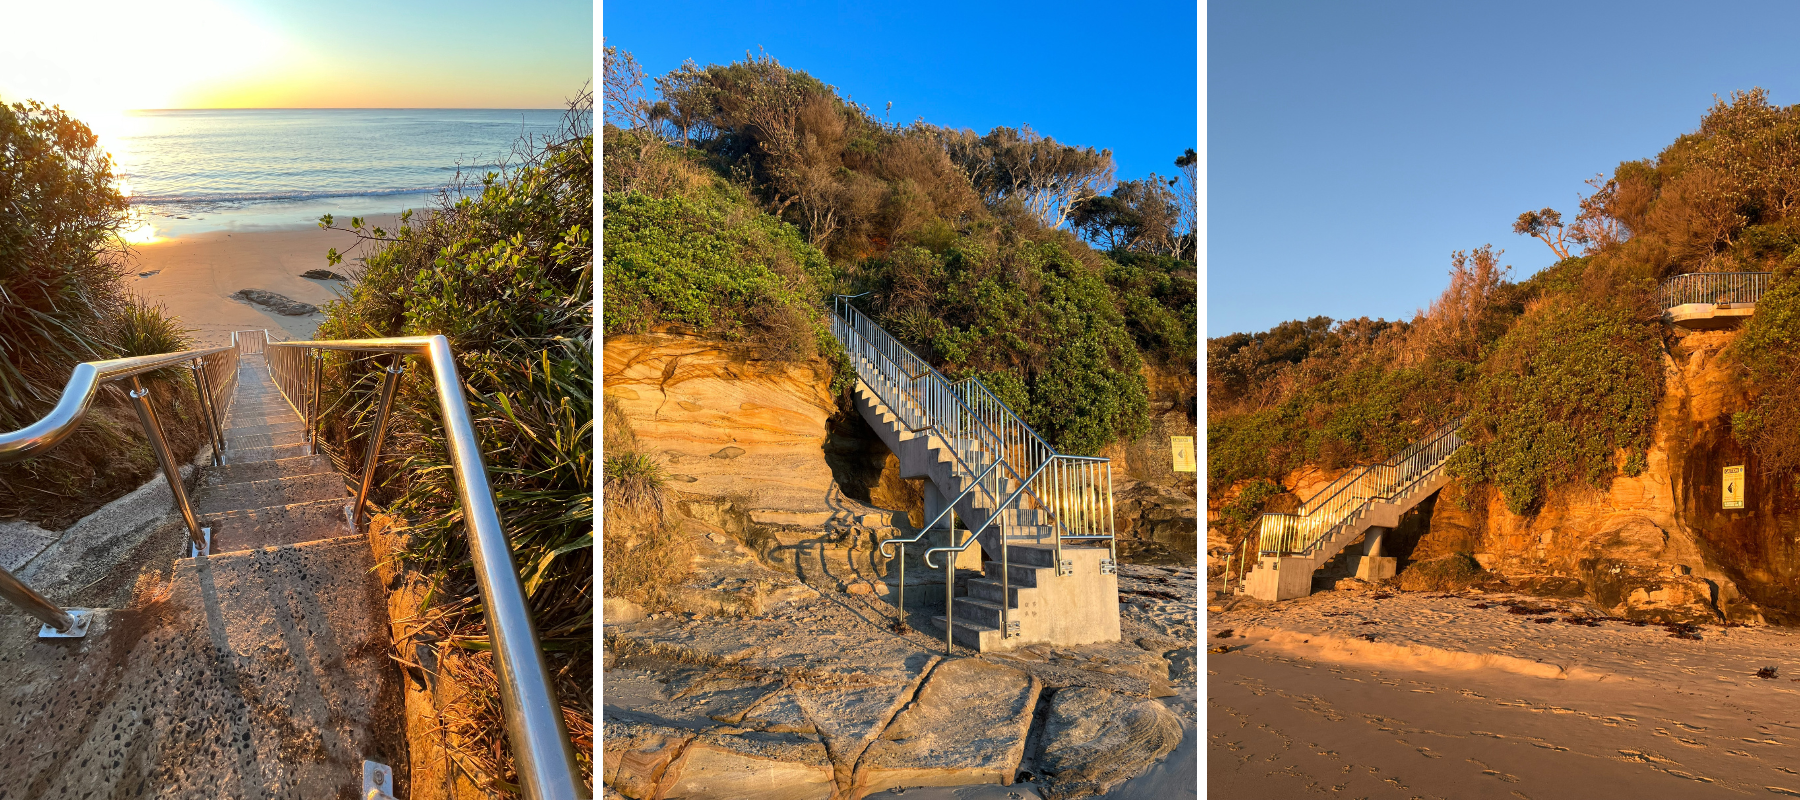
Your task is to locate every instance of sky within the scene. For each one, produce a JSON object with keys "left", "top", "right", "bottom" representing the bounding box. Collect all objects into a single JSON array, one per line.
[
  {"left": 602, "top": 0, "right": 1199, "bottom": 185},
  {"left": 1209, "top": 1, "right": 1800, "bottom": 337},
  {"left": 0, "top": 0, "right": 591, "bottom": 122}
]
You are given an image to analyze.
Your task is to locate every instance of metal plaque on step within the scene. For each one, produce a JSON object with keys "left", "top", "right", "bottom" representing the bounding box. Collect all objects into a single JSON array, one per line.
[
  {"left": 1005, "top": 621, "right": 1020, "bottom": 637},
  {"left": 1058, "top": 559, "right": 1073, "bottom": 576},
  {"left": 1099, "top": 559, "right": 1116, "bottom": 575}
]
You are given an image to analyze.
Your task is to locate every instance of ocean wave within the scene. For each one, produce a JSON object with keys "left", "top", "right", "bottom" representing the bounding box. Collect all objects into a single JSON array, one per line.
[{"left": 128, "top": 186, "right": 451, "bottom": 205}]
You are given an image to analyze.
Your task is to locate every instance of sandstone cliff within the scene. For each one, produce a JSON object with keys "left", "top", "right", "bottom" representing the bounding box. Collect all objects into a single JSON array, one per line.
[
  {"left": 604, "top": 330, "right": 842, "bottom": 527},
  {"left": 1229, "top": 327, "right": 1800, "bottom": 625},
  {"left": 1102, "top": 363, "right": 1199, "bottom": 564}
]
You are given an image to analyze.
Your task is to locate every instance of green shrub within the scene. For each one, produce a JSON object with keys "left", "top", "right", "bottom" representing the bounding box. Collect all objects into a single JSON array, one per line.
[
  {"left": 315, "top": 95, "right": 592, "bottom": 789},
  {"left": 1450, "top": 296, "right": 1661, "bottom": 515},
  {"left": 860, "top": 237, "right": 1150, "bottom": 455},
  {"left": 603, "top": 451, "right": 664, "bottom": 518},
  {"left": 1727, "top": 271, "right": 1800, "bottom": 475},
  {"left": 0, "top": 101, "right": 207, "bottom": 526},
  {"left": 0, "top": 98, "right": 128, "bottom": 427}
]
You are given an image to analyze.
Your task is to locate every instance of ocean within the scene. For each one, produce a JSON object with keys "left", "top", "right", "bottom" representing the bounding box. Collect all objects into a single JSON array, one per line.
[{"left": 109, "top": 108, "right": 572, "bottom": 240}]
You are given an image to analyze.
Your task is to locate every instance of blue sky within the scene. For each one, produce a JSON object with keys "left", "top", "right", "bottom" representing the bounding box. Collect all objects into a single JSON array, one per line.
[
  {"left": 1210, "top": 1, "right": 1800, "bottom": 337},
  {"left": 602, "top": 0, "right": 1198, "bottom": 186},
  {"left": 0, "top": 0, "right": 590, "bottom": 112}
]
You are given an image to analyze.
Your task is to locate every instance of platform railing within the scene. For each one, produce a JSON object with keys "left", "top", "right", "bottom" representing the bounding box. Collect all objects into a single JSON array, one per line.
[
  {"left": 1661, "top": 271, "right": 1771, "bottom": 310},
  {"left": 1255, "top": 417, "right": 1465, "bottom": 557},
  {"left": 260, "top": 331, "right": 581, "bottom": 800},
  {"left": 0, "top": 343, "right": 238, "bottom": 636}
]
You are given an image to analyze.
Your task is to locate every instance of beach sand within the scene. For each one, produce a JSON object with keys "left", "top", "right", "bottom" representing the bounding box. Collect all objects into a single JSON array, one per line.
[
  {"left": 1209, "top": 586, "right": 1800, "bottom": 798},
  {"left": 125, "top": 217, "right": 397, "bottom": 346}
]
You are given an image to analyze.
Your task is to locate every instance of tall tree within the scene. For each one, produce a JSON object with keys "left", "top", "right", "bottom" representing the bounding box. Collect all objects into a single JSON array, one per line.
[{"left": 947, "top": 125, "right": 1115, "bottom": 229}]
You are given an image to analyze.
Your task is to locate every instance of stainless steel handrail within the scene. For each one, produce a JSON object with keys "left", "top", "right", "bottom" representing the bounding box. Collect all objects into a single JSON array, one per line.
[
  {"left": 0, "top": 344, "right": 237, "bottom": 634},
  {"left": 263, "top": 333, "right": 581, "bottom": 800},
  {"left": 1255, "top": 417, "right": 1465, "bottom": 556},
  {"left": 830, "top": 301, "right": 1116, "bottom": 565},
  {"left": 924, "top": 459, "right": 1053, "bottom": 653},
  {"left": 878, "top": 460, "right": 1002, "bottom": 634}
]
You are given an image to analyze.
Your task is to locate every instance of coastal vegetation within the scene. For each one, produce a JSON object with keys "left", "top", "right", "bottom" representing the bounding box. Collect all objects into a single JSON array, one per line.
[
  {"left": 602, "top": 44, "right": 1196, "bottom": 458},
  {"left": 0, "top": 99, "right": 207, "bottom": 525},
  {"left": 312, "top": 93, "right": 593, "bottom": 789},
  {"left": 1210, "top": 88, "right": 1800, "bottom": 538}
]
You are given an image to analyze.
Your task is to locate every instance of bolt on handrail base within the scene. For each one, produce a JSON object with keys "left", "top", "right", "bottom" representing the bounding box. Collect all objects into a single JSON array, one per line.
[{"left": 39, "top": 608, "right": 94, "bottom": 638}]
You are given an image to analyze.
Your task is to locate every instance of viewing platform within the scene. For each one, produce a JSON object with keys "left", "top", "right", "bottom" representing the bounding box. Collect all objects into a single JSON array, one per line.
[{"left": 1662, "top": 271, "right": 1771, "bottom": 330}]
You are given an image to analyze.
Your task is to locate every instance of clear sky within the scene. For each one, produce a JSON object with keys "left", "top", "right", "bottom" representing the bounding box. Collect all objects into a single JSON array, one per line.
[
  {"left": 602, "top": 0, "right": 1198, "bottom": 187},
  {"left": 1209, "top": 1, "right": 1800, "bottom": 337},
  {"left": 0, "top": 0, "right": 591, "bottom": 120}
]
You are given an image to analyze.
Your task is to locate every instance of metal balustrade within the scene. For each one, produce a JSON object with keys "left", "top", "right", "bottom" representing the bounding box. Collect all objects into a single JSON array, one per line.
[
  {"left": 1661, "top": 272, "right": 1771, "bottom": 310},
  {"left": 0, "top": 329, "right": 580, "bottom": 800},
  {"left": 830, "top": 296, "right": 1118, "bottom": 649},
  {"left": 1255, "top": 418, "right": 1465, "bottom": 557},
  {"left": 261, "top": 330, "right": 581, "bottom": 800},
  {"left": 0, "top": 343, "right": 239, "bottom": 634}
]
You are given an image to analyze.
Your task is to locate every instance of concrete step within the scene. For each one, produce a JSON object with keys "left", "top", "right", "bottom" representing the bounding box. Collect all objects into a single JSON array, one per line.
[
  {"left": 0, "top": 536, "right": 403, "bottom": 795},
  {"left": 209, "top": 497, "right": 353, "bottom": 553},
  {"left": 194, "top": 471, "right": 349, "bottom": 516},
  {"left": 951, "top": 595, "right": 1011, "bottom": 628},
  {"left": 930, "top": 614, "right": 1005, "bottom": 651},
  {"left": 230, "top": 443, "right": 313, "bottom": 463},
  {"left": 226, "top": 428, "right": 308, "bottom": 451},
  {"left": 224, "top": 419, "right": 308, "bottom": 437},
  {"left": 1003, "top": 544, "right": 1060, "bottom": 569},
  {"left": 967, "top": 576, "right": 1029, "bottom": 606},
  {"left": 205, "top": 454, "right": 336, "bottom": 486}
]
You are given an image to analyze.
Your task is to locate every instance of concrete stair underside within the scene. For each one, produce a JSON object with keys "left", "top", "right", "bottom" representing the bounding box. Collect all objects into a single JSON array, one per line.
[{"left": 848, "top": 364, "right": 1121, "bottom": 652}]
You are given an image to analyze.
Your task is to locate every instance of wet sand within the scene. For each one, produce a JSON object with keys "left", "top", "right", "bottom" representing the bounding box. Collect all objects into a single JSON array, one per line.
[
  {"left": 125, "top": 217, "right": 397, "bottom": 346},
  {"left": 1209, "top": 587, "right": 1800, "bottom": 798}
]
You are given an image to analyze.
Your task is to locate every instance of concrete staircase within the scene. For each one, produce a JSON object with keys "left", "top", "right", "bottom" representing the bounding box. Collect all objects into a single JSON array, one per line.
[
  {"left": 833, "top": 303, "right": 1121, "bottom": 653},
  {"left": 1239, "top": 418, "right": 1464, "bottom": 602},
  {"left": 0, "top": 352, "right": 404, "bottom": 795}
]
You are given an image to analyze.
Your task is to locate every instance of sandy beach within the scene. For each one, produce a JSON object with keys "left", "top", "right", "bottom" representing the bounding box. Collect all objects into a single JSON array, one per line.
[
  {"left": 1209, "top": 585, "right": 1800, "bottom": 798},
  {"left": 125, "top": 217, "right": 398, "bottom": 346}
]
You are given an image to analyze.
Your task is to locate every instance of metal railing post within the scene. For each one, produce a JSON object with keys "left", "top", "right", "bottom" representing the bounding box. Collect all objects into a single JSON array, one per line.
[
  {"left": 190, "top": 360, "right": 225, "bottom": 466},
  {"left": 0, "top": 564, "right": 86, "bottom": 635},
  {"left": 128, "top": 377, "right": 208, "bottom": 555},
  {"left": 945, "top": 507, "right": 956, "bottom": 655},
  {"left": 353, "top": 358, "right": 405, "bottom": 531},
  {"left": 896, "top": 542, "right": 907, "bottom": 631},
  {"left": 308, "top": 350, "right": 323, "bottom": 453}
]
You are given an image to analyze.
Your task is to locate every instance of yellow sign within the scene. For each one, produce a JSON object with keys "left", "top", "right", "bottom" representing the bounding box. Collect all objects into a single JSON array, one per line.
[
  {"left": 1171, "top": 436, "right": 1196, "bottom": 473},
  {"left": 1724, "top": 465, "right": 1744, "bottom": 509}
]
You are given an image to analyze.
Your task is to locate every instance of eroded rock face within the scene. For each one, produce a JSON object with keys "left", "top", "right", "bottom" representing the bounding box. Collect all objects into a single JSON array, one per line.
[
  {"left": 1036, "top": 687, "right": 1183, "bottom": 800},
  {"left": 1105, "top": 363, "right": 1199, "bottom": 564},
  {"left": 604, "top": 331, "right": 839, "bottom": 523},
  {"left": 1402, "top": 329, "right": 1788, "bottom": 624}
]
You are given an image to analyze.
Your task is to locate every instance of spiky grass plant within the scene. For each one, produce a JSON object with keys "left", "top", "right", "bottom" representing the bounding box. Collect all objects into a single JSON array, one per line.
[{"left": 311, "top": 90, "right": 593, "bottom": 793}]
